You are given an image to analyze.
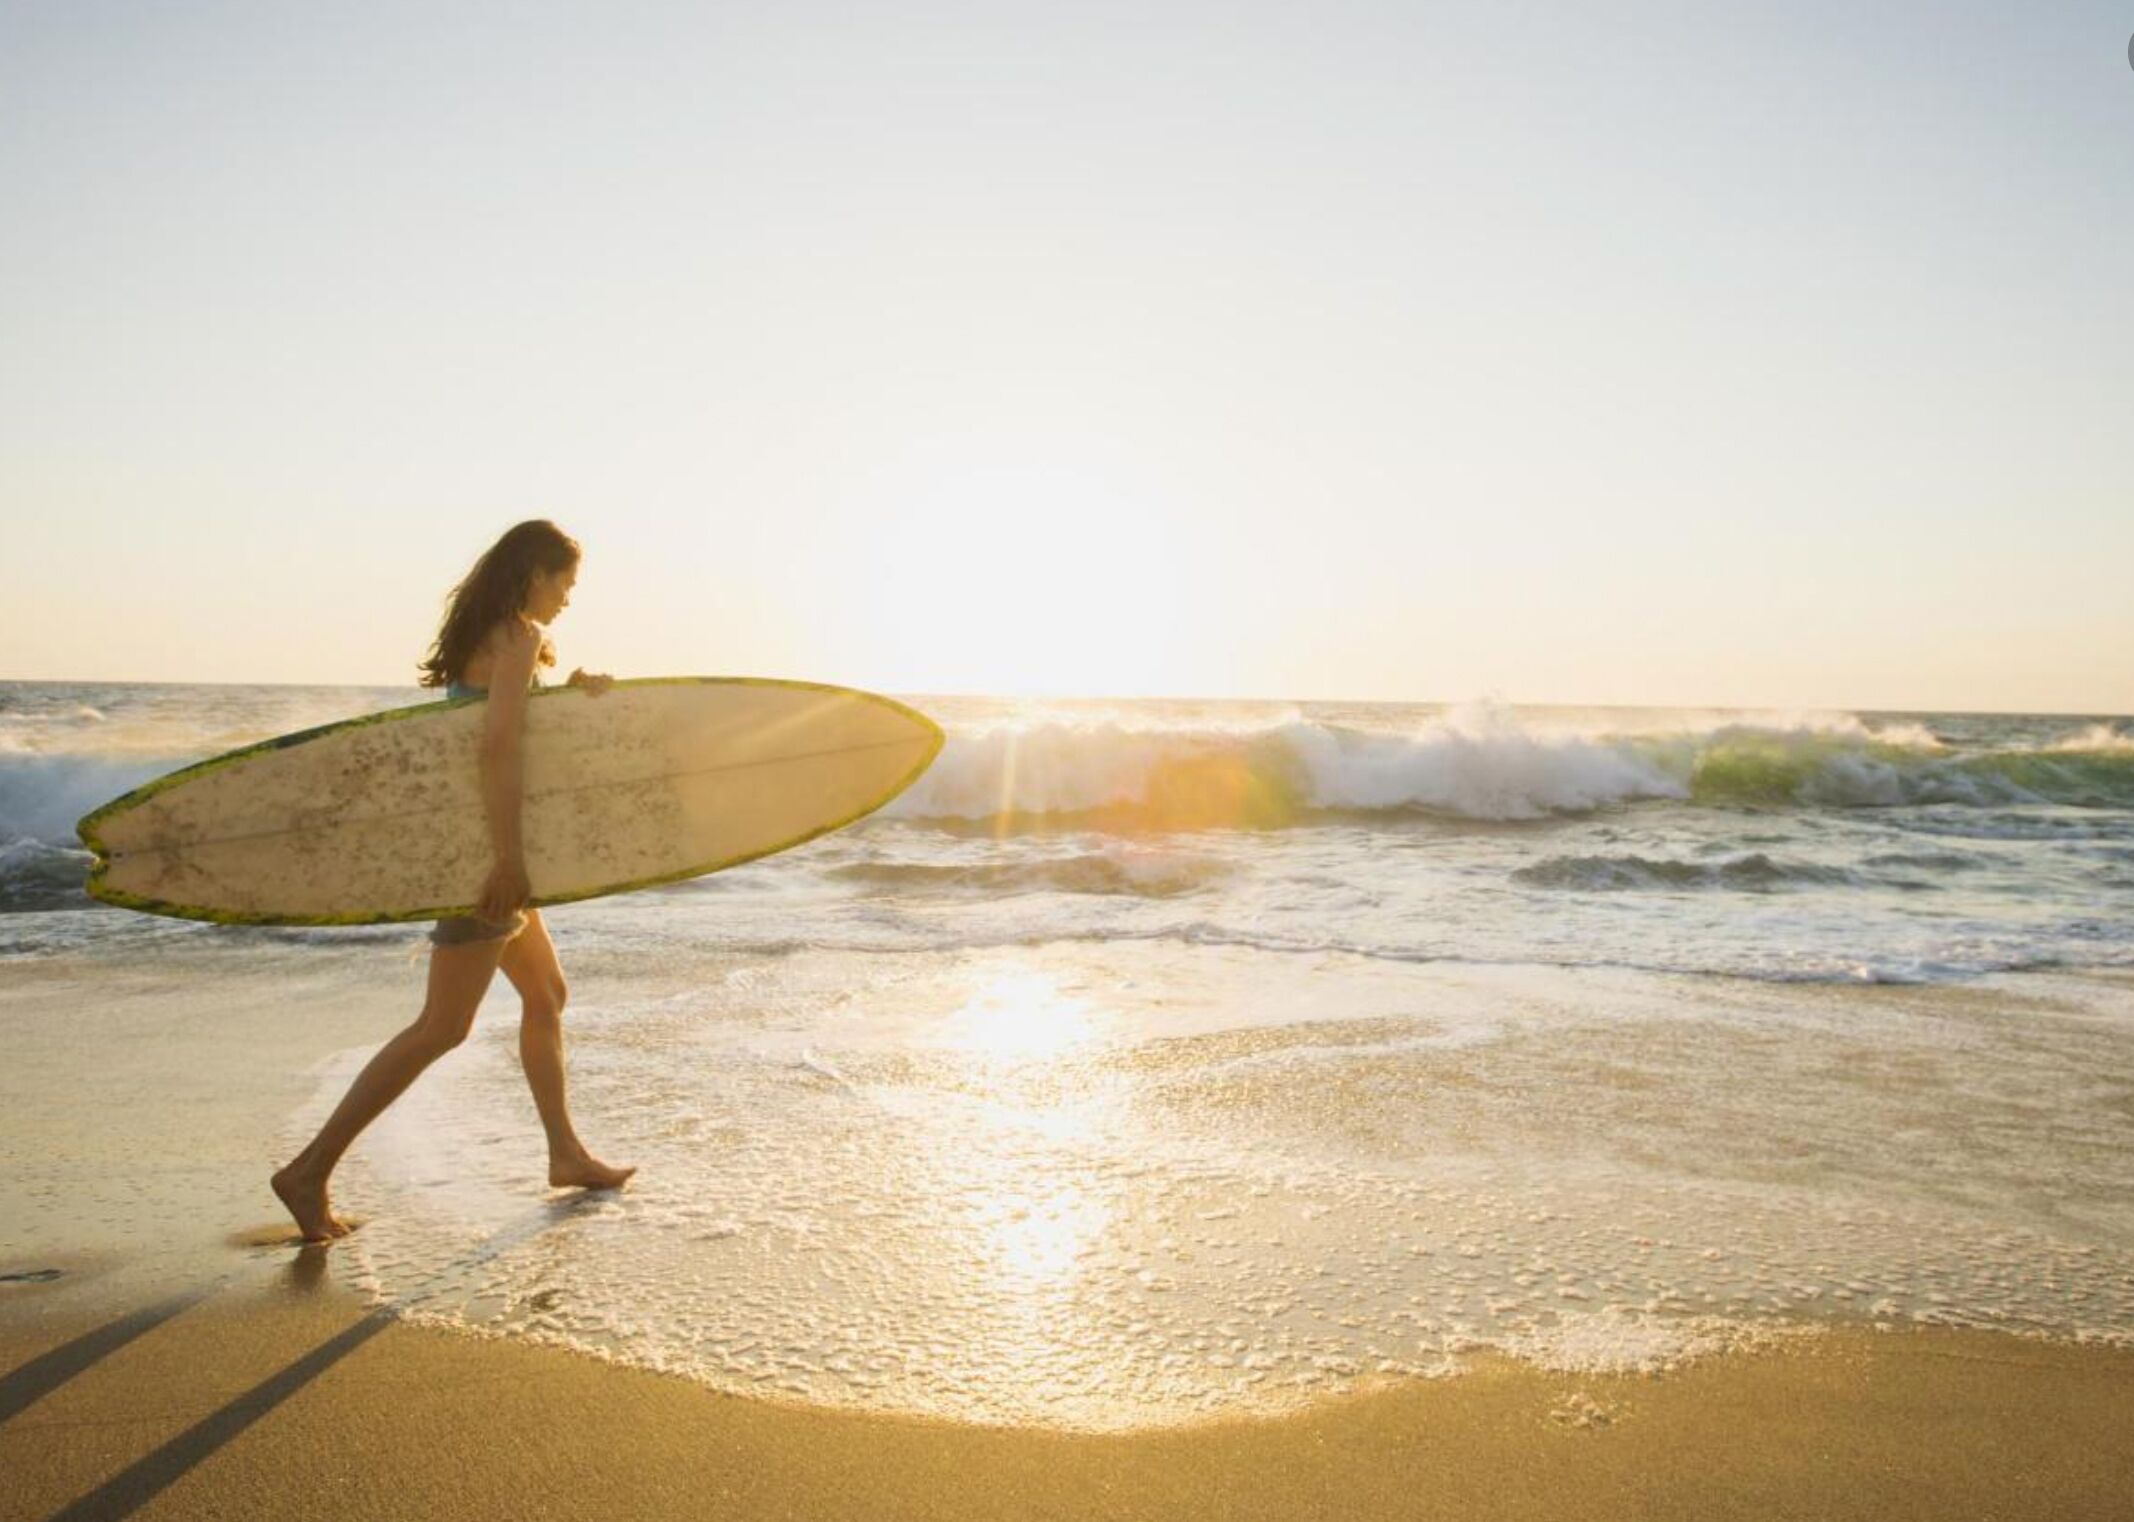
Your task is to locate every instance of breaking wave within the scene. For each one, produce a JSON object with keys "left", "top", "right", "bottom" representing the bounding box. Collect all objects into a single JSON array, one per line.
[{"left": 880, "top": 707, "right": 2134, "bottom": 830}]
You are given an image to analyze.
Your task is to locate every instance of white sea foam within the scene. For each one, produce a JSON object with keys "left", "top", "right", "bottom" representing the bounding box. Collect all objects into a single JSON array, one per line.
[
  {"left": 1279, "top": 705, "right": 1686, "bottom": 818},
  {"left": 2049, "top": 722, "right": 2134, "bottom": 753},
  {"left": 885, "top": 713, "right": 1681, "bottom": 823},
  {"left": 293, "top": 943, "right": 2134, "bottom": 1432}
]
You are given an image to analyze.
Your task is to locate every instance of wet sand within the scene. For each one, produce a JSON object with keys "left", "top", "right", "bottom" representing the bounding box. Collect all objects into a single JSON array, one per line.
[
  {"left": 3, "top": 1272, "right": 2130, "bottom": 1522},
  {"left": 6, "top": 942, "right": 2132, "bottom": 1516}
]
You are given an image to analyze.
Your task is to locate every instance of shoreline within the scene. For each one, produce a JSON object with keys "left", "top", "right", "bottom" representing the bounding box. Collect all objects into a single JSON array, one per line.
[
  {"left": 6, "top": 939, "right": 2131, "bottom": 1516},
  {"left": 5, "top": 1275, "right": 2131, "bottom": 1521},
  {"left": 4, "top": 949, "right": 2131, "bottom": 1437}
]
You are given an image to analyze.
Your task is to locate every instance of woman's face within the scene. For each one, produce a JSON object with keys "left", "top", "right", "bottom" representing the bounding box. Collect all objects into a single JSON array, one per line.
[{"left": 526, "top": 563, "right": 578, "bottom": 625}]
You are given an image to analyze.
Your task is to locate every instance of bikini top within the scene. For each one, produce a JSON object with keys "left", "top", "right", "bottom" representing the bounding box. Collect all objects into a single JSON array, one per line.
[
  {"left": 448, "top": 621, "right": 551, "bottom": 701},
  {"left": 446, "top": 674, "right": 542, "bottom": 701}
]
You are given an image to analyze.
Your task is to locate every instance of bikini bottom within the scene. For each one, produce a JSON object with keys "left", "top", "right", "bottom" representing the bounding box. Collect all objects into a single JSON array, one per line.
[{"left": 428, "top": 910, "right": 531, "bottom": 947}]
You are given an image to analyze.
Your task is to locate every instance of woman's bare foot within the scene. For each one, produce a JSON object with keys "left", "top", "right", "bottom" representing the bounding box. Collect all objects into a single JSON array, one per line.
[
  {"left": 271, "top": 1162, "right": 352, "bottom": 1242},
  {"left": 549, "top": 1150, "right": 637, "bottom": 1190}
]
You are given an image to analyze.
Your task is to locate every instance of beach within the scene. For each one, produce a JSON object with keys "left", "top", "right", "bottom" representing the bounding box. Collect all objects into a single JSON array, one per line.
[
  {"left": 5, "top": 938, "right": 2132, "bottom": 1520},
  {"left": 5, "top": 683, "right": 2133, "bottom": 1515},
  {"left": 6, "top": 1276, "right": 2132, "bottom": 1521},
  {"left": 7, "top": 0, "right": 2131, "bottom": 1507}
]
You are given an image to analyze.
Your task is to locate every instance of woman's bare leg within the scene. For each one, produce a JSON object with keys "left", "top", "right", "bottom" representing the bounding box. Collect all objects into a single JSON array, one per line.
[
  {"left": 271, "top": 935, "right": 510, "bottom": 1241},
  {"left": 498, "top": 910, "right": 635, "bottom": 1189}
]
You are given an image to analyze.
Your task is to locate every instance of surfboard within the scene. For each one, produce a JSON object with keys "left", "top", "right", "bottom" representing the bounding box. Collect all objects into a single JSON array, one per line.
[{"left": 76, "top": 677, "right": 945, "bottom": 926}]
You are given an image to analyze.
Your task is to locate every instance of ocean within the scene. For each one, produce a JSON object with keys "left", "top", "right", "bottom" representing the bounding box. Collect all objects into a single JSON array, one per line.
[{"left": 4, "top": 680, "right": 2132, "bottom": 1429}]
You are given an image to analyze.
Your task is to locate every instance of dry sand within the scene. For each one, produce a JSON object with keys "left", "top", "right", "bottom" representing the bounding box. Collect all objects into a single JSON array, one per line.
[{"left": 3, "top": 1269, "right": 2129, "bottom": 1522}]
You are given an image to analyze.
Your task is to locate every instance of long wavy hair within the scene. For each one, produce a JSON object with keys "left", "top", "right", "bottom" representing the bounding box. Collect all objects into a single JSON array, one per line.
[{"left": 416, "top": 520, "right": 581, "bottom": 689}]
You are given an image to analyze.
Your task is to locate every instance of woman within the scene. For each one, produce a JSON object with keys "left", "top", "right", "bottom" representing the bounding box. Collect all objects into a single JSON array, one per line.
[{"left": 272, "top": 519, "right": 635, "bottom": 1244}]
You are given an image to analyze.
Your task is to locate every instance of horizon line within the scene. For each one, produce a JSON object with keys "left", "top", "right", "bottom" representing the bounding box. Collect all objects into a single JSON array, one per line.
[{"left": 0, "top": 674, "right": 2127, "bottom": 721}]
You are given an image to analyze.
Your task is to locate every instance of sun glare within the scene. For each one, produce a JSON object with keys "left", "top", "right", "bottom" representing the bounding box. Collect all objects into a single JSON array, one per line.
[
  {"left": 834, "top": 431, "right": 1212, "bottom": 698},
  {"left": 934, "top": 967, "right": 1098, "bottom": 1065}
]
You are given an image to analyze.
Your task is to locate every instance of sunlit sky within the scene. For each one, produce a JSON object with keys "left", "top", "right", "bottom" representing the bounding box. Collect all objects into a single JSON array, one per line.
[{"left": 2, "top": 3, "right": 2129, "bottom": 712}]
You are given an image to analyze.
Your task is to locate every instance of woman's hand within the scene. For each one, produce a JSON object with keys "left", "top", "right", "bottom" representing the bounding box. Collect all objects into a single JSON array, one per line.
[
  {"left": 477, "top": 857, "right": 531, "bottom": 924},
  {"left": 566, "top": 667, "right": 615, "bottom": 698}
]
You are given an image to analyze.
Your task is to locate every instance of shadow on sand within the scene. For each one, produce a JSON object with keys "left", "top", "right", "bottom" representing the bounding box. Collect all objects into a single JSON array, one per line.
[{"left": 8, "top": 1192, "right": 611, "bottom": 1522}]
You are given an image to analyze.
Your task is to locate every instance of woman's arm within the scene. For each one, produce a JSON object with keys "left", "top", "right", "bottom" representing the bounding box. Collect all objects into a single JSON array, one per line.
[{"left": 474, "top": 621, "right": 542, "bottom": 918}]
